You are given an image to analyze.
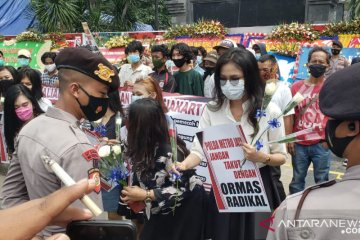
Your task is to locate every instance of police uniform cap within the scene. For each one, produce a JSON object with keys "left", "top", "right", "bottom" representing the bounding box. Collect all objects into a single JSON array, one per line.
[
  {"left": 319, "top": 64, "right": 360, "bottom": 120},
  {"left": 55, "top": 47, "right": 119, "bottom": 91}
]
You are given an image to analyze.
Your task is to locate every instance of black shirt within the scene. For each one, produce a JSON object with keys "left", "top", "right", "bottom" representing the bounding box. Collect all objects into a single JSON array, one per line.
[{"left": 149, "top": 69, "right": 176, "bottom": 93}]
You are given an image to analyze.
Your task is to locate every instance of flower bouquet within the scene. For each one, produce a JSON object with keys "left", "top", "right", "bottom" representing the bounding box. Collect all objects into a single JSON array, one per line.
[{"left": 98, "top": 144, "right": 128, "bottom": 191}]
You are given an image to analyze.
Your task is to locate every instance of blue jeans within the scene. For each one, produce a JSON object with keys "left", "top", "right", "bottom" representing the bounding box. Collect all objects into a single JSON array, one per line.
[{"left": 289, "top": 143, "right": 331, "bottom": 194}]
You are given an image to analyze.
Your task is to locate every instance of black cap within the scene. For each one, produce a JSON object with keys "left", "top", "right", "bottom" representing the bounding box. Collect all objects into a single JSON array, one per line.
[
  {"left": 55, "top": 48, "right": 119, "bottom": 92},
  {"left": 332, "top": 40, "right": 343, "bottom": 49},
  {"left": 319, "top": 64, "right": 360, "bottom": 120}
]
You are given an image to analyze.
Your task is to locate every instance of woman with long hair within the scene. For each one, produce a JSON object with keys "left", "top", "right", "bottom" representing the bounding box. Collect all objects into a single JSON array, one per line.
[
  {"left": 4, "top": 84, "right": 44, "bottom": 157},
  {"left": 131, "top": 76, "right": 168, "bottom": 113},
  {"left": 97, "top": 91, "right": 125, "bottom": 220},
  {"left": 17, "top": 67, "right": 52, "bottom": 112},
  {"left": 0, "top": 66, "right": 17, "bottom": 112},
  {"left": 119, "top": 98, "right": 206, "bottom": 240},
  {"left": 175, "top": 48, "right": 287, "bottom": 240}
]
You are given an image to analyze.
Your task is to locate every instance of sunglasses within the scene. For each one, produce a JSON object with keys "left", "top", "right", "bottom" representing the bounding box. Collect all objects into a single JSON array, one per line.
[{"left": 220, "top": 79, "right": 241, "bottom": 86}]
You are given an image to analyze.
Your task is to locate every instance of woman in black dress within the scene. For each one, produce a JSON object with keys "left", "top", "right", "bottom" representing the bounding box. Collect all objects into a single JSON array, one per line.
[{"left": 118, "top": 98, "right": 207, "bottom": 240}]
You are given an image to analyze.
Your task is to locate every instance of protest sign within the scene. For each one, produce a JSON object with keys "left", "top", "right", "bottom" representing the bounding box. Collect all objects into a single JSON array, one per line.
[
  {"left": 164, "top": 97, "right": 210, "bottom": 190},
  {"left": 198, "top": 123, "right": 270, "bottom": 212}
]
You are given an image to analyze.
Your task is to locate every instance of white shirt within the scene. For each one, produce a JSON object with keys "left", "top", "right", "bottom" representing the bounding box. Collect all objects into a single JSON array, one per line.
[
  {"left": 270, "top": 81, "right": 295, "bottom": 116},
  {"left": 119, "top": 64, "right": 153, "bottom": 87},
  {"left": 191, "top": 99, "right": 287, "bottom": 168},
  {"left": 38, "top": 97, "right": 52, "bottom": 112},
  {"left": 204, "top": 73, "right": 215, "bottom": 98}
]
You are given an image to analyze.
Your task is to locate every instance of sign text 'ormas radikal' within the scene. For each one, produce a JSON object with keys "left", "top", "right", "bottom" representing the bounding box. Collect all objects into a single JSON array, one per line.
[{"left": 198, "top": 123, "right": 271, "bottom": 212}]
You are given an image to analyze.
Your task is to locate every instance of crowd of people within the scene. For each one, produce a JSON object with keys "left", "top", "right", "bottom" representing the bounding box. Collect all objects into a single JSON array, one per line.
[{"left": 0, "top": 37, "right": 359, "bottom": 240}]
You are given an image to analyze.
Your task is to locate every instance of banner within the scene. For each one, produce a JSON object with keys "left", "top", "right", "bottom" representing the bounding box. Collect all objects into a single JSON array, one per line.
[
  {"left": 198, "top": 123, "right": 270, "bottom": 212},
  {"left": 164, "top": 97, "right": 210, "bottom": 190},
  {"left": 0, "top": 40, "right": 52, "bottom": 70},
  {"left": 338, "top": 34, "right": 360, "bottom": 48},
  {"left": 295, "top": 47, "right": 360, "bottom": 80}
]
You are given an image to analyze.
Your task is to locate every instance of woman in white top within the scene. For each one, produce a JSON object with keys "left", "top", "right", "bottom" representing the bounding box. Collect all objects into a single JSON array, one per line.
[
  {"left": 174, "top": 48, "right": 287, "bottom": 240},
  {"left": 17, "top": 67, "right": 52, "bottom": 112}
]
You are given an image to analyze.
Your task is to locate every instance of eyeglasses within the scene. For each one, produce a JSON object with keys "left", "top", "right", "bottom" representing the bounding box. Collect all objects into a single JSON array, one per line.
[{"left": 220, "top": 79, "right": 240, "bottom": 86}]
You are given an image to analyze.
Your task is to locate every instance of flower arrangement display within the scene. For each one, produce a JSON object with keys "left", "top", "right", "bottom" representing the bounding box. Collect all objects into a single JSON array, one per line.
[
  {"left": 322, "top": 19, "right": 360, "bottom": 36},
  {"left": 241, "top": 82, "right": 305, "bottom": 167},
  {"left": 16, "top": 31, "right": 44, "bottom": 42},
  {"left": 44, "top": 32, "right": 68, "bottom": 50},
  {"left": 270, "top": 41, "right": 301, "bottom": 58},
  {"left": 164, "top": 20, "right": 227, "bottom": 39},
  {"left": 268, "top": 22, "right": 319, "bottom": 42},
  {"left": 104, "top": 35, "right": 134, "bottom": 49}
]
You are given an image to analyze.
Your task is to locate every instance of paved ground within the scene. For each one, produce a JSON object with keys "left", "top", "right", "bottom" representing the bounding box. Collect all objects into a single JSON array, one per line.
[{"left": 0, "top": 154, "right": 346, "bottom": 200}]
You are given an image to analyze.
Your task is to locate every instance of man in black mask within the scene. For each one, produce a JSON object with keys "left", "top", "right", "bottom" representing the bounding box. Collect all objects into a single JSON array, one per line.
[
  {"left": 267, "top": 64, "right": 360, "bottom": 240},
  {"left": 1, "top": 47, "right": 119, "bottom": 236},
  {"left": 325, "top": 40, "right": 349, "bottom": 78},
  {"left": 288, "top": 47, "right": 331, "bottom": 194},
  {"left": 203, "top": 51, "right": 218, "bottom": 98}
]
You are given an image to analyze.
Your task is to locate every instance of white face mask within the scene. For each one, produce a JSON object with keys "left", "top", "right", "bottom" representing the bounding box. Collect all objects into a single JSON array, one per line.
[
  {"left": 221, "top": 79, "right": 245, "bottom": 100},
  {"left": 45, "top": 64, "right": 56, "bottom": 72},
  {"left": 131, "top": 95, "right": 144, "bottom": 103}
]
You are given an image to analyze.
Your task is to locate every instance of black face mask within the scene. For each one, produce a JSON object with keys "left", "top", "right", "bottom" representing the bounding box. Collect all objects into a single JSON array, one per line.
[
  {"left": 325, "top": 119, "right": 356, "bottom": 158},
  {"left": 331, "top": 49, "right": 341, "bottom": 55},
  {"left": 309, "top": 64, "right": 327, "bottom": 78},
  {"left": 205, "top": 67, "right": 215, "bottom": 73},
  {"left": 0, "top": 79, "right": 15, "bottom": 95},
  {"left": 173, "top": 58, "right": 186, "bottom": 68},
  {"left": 76, "top": 85, "right": 109, "bottom": 121}
]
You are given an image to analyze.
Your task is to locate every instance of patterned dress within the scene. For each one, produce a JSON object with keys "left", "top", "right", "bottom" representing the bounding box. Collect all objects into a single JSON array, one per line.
[{"left": 118, "top": 143, "right": 207, "bottom": 240}]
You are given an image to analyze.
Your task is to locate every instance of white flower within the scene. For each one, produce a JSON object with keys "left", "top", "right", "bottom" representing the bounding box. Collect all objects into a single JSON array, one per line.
[
  {"left": 292, "top": 92, "right": 305, "bottom": 104},
  {"left": 116, "top": 118, "right": 122, "bottom": 126},
  {"left": 98, "top": 145, "right": 111, "bottom": 158},
  {"left": 112, "top": 145, "right": 121, "bottom": 155},
  {"left": 0, "top": 97, "right": 4, "bottom": 103},
  {"left": 265, "top": 82, "right": 277, "bottom": 96}
]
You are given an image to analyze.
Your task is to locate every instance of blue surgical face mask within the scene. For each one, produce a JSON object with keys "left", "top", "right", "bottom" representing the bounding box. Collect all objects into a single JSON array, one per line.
[
  {"left": 196, "top": 56, "right": 203, "bottom": 66},
  {"left": 255, "top": 53, "right": 261, "bottom": 60},
  {"left": 0, "top": 59, "right": 4, "bottom": 67},
  {"left": 127, "top": 54, "right": 140, "bottom": 64},
  {"left": 18, "top": 58, "right": 30, "bottom": 66},
  {"left": 131, "top": 95, "right": 144, "bottom": 103}
]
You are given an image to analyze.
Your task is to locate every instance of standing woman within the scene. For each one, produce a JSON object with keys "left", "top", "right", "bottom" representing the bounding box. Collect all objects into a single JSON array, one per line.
[
  {"left": 0, "top": 66, "right": 17, "bottom": 112},
  {"left": 4, "top": 84, "right": 44, "bottom": 158},
  {"left": 176, "top": 48, "right": 287, "bottom": 240},
  {"left": 98, "top": 91, "right": 125, "bottom": 220},
  {"left": 17, "top": 67, "right": 52, "bottom": 112},
  {"left": 119, "top": 98, "right": 206, "bottom": 240}
]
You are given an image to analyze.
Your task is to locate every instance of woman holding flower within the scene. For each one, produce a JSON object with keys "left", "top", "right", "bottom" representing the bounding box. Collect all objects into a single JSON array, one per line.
[
  {"left": 175, "top": 48, "right": 287, "bottom": 240},
  {"left": 119, "top": 98, "right": 206, "bottom": 240}
]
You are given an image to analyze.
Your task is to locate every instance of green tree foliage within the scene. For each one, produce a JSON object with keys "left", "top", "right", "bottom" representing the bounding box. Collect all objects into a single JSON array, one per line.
[
  {"left": 349, "top": 0, "right": 360, "bottom": 19},
  {"left": 31, "top": 0, "right": 171, "bottom": 33},
  {"left": 31, "top": 0, "right": 81, "bottom": 32}
]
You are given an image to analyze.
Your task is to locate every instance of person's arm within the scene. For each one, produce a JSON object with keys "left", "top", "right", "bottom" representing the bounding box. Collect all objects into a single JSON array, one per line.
[
  {"left": 174, "top": 105, "right": 211, "bottom": 172},
  {"left": 0, "top": 179, "right": 95, "bottom": 240},
  {"left": 1, "top": 150, "right": 30, "bottom": 208}
]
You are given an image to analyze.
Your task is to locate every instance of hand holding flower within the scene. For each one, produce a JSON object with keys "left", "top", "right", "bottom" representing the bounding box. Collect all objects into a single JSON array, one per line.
[{"left": 241, "top": 143, "right": 269, "bottom": 164}]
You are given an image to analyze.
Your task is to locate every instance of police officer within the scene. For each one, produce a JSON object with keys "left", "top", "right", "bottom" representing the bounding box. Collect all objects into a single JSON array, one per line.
[
  {"left": 0, "top": 48, "right": 119, "bottom": 236},
  {"left": 267, "top": 64, "right": 360, "bottom": 239}
]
